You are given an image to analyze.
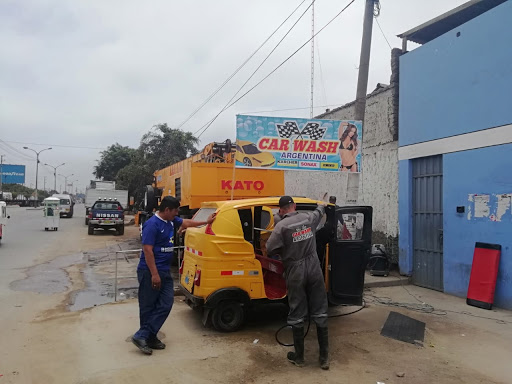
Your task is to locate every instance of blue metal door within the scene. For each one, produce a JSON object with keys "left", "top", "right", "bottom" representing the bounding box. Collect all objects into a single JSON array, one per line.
[{"left": 412, "top": 155, "right": 443, "bottom": 291}]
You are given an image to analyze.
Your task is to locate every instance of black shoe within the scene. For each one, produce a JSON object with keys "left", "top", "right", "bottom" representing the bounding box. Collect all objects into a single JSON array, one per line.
[
  {"left": 317, "top": 326, "right": 329, "bottom": 370},
  {"left": 147, "top": 336, "right": 166, "bottom": 350},
  {"left": 131, "top": 336, "right": 153, "bottom": 355},
  {"left": 287, "top": 326, "right": 305, "bottom": 367}
]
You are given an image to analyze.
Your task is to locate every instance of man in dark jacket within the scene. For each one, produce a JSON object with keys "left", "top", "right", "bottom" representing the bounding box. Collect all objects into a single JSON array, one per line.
[{"left": 266, "top": 196, "right": 329, "bottom": 370}]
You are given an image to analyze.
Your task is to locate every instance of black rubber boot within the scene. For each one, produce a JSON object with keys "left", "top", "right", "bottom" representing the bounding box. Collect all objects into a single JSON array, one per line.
[
  {"left": 317, "top": 326, "right": 329, "bottom": 370},
  {"left": 287, "top": 326, "right": 305, "bottom": 367}
]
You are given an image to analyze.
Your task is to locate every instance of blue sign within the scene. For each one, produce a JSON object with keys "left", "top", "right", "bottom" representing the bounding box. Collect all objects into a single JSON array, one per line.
[
  {"left": 236, "top": 115, "right": 362, "bottom": 172},
  {"left": 0, "top": 164, "right": 26, "bottom": 184}
]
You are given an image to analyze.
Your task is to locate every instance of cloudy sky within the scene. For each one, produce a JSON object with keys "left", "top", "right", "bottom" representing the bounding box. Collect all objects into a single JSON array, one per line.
[{"left": 0, "top": 0, "right": 467, "bottom": 193}]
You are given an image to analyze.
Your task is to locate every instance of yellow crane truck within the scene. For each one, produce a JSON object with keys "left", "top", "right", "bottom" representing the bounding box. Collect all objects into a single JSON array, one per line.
[{"left": 135, "top": 140, "right": 285, "bottom": 226}]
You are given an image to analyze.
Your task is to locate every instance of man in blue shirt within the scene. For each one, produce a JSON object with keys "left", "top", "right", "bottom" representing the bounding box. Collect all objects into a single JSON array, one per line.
[{"left": 132, "top": 196, "right": 216, "bottom": 355}]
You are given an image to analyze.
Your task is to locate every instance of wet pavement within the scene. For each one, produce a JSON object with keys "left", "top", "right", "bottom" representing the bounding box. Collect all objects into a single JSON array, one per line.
[{"left": 2, "top": 204, "right": 149, "bottom": 311}]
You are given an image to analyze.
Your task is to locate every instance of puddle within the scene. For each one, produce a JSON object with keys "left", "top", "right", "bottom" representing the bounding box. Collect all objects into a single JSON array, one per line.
[
  {"left": 10, "top": 253, "right": 84, "bottom": 294},
  {"left": 68, "top": 239, "right": 141, "bottom": 311},
  {"left": 10, "top": 238, "right": 182, "bottom": 312}
]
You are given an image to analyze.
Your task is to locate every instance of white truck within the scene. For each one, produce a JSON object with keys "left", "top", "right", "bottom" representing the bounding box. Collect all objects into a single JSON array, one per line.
[{"left": 85, "top": 180, "right": 128, "bottom": 225}]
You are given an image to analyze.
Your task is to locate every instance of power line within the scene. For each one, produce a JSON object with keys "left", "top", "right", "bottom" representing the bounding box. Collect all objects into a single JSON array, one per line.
[
  {"left": 4, "top": 140, "right": 105, "bottom": 150},
  {"left": 374, "top": 17, "right": 392, "bottom": 50},
  {"left": 0, "top": 140, "right": 34, "bottom": 161},
  {"left": 316, "top": 37, "right": 328, "bottom": 106},
  {"left": 175, "top": 0, "right": 309, "bottom": 131},
  {"left": 241, "top": 103, "right": 343, "bottom": 115},
  {"left": 197, "top": 0, "right": 357, "bottom": 139},
  {"left": 195, "top": 0, "right": 316, "bottom": 138}
]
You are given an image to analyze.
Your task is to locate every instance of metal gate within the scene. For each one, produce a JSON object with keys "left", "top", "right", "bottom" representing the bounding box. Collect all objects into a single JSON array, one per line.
[{"left": 412, "top": 155, "right": 443, "bottom": 291}]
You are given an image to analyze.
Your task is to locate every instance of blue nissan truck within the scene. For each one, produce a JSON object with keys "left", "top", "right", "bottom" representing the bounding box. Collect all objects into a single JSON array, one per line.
[{"left": 88, "top": 198, "right": 125, "bottom": 236}]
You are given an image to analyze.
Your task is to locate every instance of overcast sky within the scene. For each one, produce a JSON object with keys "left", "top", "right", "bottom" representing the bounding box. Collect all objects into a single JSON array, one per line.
[{"left": 0, "top": 0, "right": 467, "bottom": 193}]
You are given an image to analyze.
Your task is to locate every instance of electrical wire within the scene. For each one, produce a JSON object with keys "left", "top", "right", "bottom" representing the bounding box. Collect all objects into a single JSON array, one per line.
[
  {"left": 275, "top": 300, "right": 366, "bottom": 347},
  {"left": 195, "top": 0, "right": 317, "bottom": 138},
  {"left": 197, "top": 0, "right": 357, "bottom": 139},
  {"left": 240, "top": 103, "right": 342, "bottom": 115},
  {"left": 175, "top": 0, "right": 309, "bottom": 131},
  {"left": 315, "top": 37, "right": 328, "bottom": 106},
  {"left": 0, "top": 140, "right": 34, "bottom": 161},
  {"left": 4, "top": 140, "right": 105, "bottom": 150},
  {"left": 374, "top": 17, "right": 392, "bottom": 50}
]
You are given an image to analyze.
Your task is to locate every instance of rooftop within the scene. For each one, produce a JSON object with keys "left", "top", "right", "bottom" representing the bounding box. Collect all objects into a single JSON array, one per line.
[{"left": 398, "top": 0, "right": 507, "bottom": 45}]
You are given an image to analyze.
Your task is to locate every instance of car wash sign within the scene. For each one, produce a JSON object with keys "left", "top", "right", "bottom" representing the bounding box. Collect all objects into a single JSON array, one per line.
[
  {"left": 0, "top": 164, "right": 26, "bottom": 184},
  {"left": 236, "top": 115, "right": 362, "bottom": 172}
]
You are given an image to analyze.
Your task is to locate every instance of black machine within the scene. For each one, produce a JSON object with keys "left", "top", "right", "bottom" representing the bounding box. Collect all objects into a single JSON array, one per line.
[{"left": 368, "top": 244, "right": 390, "bottom": 277}]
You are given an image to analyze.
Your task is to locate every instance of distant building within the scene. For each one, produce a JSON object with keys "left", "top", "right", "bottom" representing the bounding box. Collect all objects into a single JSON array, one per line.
[{"left": 398, "top": 0, "right": 512, "bottom": 308}]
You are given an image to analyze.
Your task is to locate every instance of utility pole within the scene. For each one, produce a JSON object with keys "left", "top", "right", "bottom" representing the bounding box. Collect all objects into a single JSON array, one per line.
[
  {"left": 0, "top": 154, "right": 4, "bottom": 194},
  {"left": 354, "top": 0, "right": 376, "bottom": 123},
  {"left": 59, "top": 173, "right": 74, "bottom": 193},
  {"left": 45, "top": 162, "right": 65, "bottom": 192},
  {"left": 310, "top": 2, "right": 315, "bottom": 118},
  {"left": 44, "top": 176, "right": 47, "bottom": 192},
  {"left": 23, "top": 147, "right": 52, "bottom": 206}
]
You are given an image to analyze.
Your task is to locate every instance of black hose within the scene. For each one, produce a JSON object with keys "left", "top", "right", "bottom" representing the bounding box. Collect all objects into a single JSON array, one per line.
[{"left": 275, "top": 300, "right": 366, "bottom": 346}]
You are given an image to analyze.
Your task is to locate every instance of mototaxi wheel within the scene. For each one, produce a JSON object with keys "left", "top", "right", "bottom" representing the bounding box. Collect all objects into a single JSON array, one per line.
[{"left": 211, "top": 300, "right": 245, "bottom": 332}]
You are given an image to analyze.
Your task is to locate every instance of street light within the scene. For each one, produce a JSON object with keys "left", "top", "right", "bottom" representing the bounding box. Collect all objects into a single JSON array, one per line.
[
  {"left": 23, "top": 146, "right": 52, "bottom": 205},
  {"left": 59, "top": 173, "right": 74, "bottom": 193},
  {"left": 69, "top": 179, "right": 78, "bottom": 195},
  {"left": 44, "top": 162, "right": 65, "bottom": 192}
]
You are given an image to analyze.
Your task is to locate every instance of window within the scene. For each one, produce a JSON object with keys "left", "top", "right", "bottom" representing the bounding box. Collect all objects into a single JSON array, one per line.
[
  {"left": 336, "top": 212, "right": 364, "bottom": 240},
  {"left": 93, "top": 202, "right": 120, "bottom": 210},
  {"left": 236, "top": 145, "right": 242, "bottom": 152},
  {"left": 242, "top": 144, "right": 261, "bottom": 155},
  {"left": 60, "top": 199, "right": 70, "bottom": 205},
  {"left": 192, "top": 208, "right": 217, "bottom": 226},
  {"left": 260, "top": 210, "right": 271, "bottom": 229}
]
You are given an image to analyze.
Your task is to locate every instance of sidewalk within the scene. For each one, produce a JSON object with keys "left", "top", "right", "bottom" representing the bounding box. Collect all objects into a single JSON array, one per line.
[{"left": 364, "top": 269, "right": 410, "bottom": 288}]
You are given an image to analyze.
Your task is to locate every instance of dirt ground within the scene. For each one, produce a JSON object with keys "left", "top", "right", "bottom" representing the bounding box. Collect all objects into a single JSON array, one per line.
[{"left": 1, "top": 207, "right": 511, "bottom": 384}]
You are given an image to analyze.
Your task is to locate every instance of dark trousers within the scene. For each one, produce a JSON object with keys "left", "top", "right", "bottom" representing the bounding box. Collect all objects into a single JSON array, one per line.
[
  {"left": 134, "top": 269, "right": 174, "bottom": 340},
  {"left": 286, "top": 255, "right": 328, "bottom": 328}
]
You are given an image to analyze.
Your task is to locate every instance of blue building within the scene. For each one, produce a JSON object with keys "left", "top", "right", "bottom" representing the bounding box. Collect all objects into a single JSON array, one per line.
[{"left": 398, "top": 0, "right": 512, "bottom": 309}]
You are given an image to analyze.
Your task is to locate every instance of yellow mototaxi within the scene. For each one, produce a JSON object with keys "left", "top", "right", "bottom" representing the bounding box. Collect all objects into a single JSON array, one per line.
[{"left": 178, "top": 197, "right": 372, "bottom": 331}]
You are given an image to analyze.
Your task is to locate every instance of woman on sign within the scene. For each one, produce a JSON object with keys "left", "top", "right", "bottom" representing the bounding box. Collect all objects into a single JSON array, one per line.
[{"left": 338, "top": 123, "right": 359, "bottom": 172}]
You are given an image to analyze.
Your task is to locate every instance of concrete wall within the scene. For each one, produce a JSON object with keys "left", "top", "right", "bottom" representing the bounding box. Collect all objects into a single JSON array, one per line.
[
  {"left": 398, "top": 1, "right": 512, "bottom": 308},
  {"left": 316, "top": 49, "right": 400, "bottom": 261},
  {"left": 443, "top": 144, "right": 512, "bottom": 308}
]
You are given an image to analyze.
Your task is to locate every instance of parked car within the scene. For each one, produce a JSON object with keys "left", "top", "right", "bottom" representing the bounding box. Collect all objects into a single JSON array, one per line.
[
  {"left": 87, "top": 198, "right": 124, "bottom": 236},
  {"left": 179, "top": 197, "right": 372, "bottom": 331}
]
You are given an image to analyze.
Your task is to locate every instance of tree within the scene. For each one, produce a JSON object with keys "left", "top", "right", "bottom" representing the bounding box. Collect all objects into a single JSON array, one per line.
[
  {"left": 140, "top": 123, "right": 199, "bottom": 171},
  {"left": 94, "top": 125, "right": 199, "bottom": 206},
  {"left": 115, "top": 150, "right": 153, "bottom": 204},
  {"left": 94, "top": 143, "right": 137, "bottom": 180}
]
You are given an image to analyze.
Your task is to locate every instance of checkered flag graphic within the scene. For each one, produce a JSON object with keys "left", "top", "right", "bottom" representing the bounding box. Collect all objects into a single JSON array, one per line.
[
  {"left": 300, "top": 122, "right": 326, "bottom": 140},
  {"left": 276, "top": 121, "right": 301, "bottom": 138}
]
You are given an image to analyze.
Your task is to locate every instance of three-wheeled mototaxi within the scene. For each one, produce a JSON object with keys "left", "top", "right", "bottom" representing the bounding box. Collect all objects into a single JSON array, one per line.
[{"left": 179, "top": 197, "right": 372, "bottom": 331}]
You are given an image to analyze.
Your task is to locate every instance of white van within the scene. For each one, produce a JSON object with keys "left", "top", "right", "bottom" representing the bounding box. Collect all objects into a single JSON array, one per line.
[{"left": 52, "top": 194, "right": 74, "bottom": 218}]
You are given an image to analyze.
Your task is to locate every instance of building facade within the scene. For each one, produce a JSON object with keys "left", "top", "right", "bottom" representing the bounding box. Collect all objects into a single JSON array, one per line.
[
  {"left": 317, "top": 49, "right": 400, "bottom": 261},
  {"left": 398, "top": 0, "right": 512, "bottom": 308}
]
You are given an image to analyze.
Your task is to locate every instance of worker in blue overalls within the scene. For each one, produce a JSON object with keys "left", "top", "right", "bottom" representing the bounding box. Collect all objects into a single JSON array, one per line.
[{"left": 131, "top": 196, "right": 216, "bottom": 355}]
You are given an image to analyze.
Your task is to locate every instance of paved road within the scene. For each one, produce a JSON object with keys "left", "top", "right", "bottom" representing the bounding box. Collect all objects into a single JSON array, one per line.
[{"left": 0, "top": 204, "right": 88, "bottom": 294}]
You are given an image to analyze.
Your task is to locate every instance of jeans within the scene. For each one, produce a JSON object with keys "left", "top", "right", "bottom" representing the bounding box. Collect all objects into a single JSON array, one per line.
[{"left": 134, "top": 269, "right": 174, "bottom": 340}]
